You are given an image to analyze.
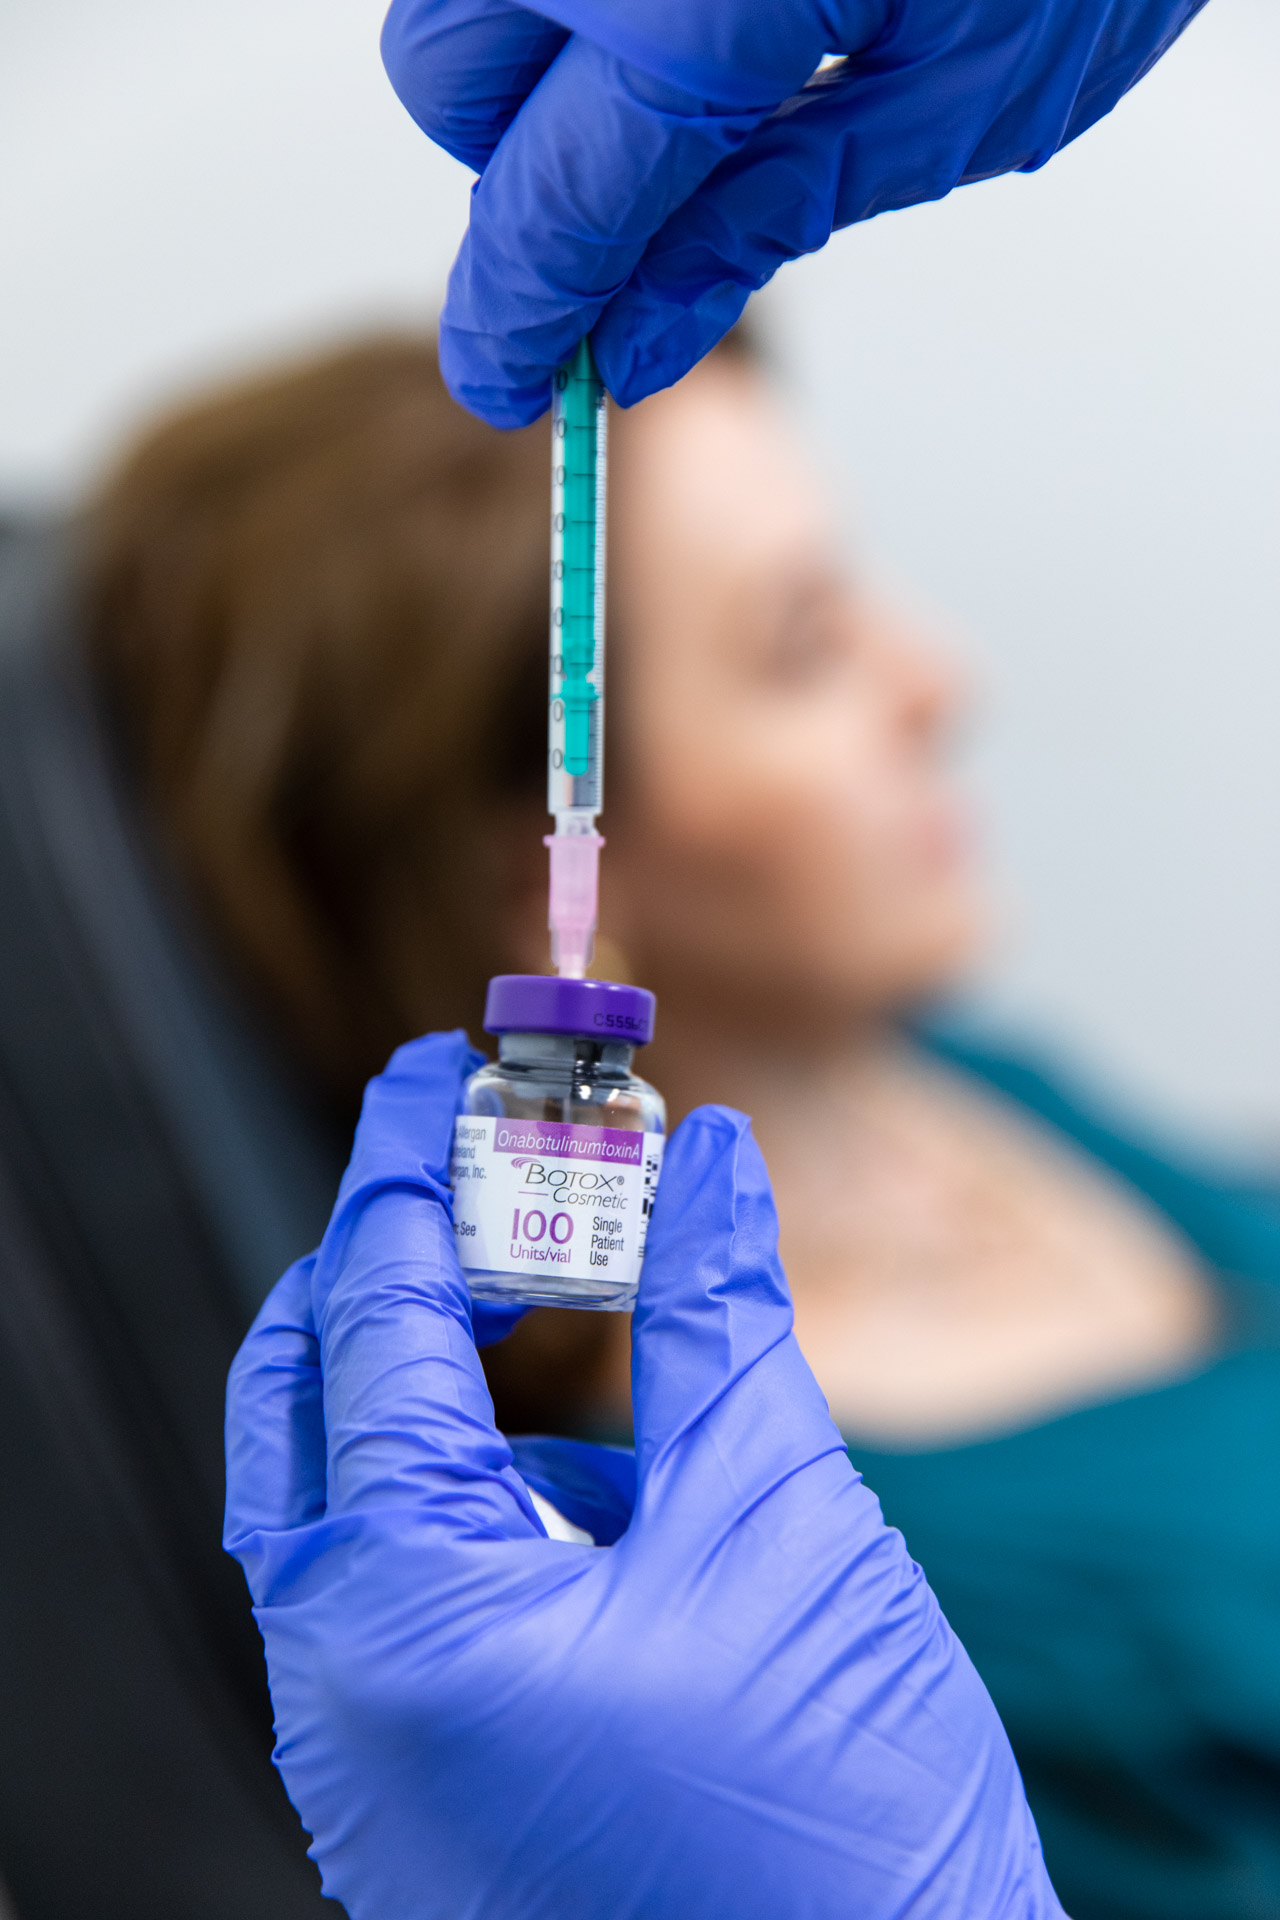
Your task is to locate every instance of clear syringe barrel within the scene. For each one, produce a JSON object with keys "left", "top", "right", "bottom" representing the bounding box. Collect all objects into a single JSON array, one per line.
[{"left": 548, "top": 340, "right": 606, "bottom": 816}]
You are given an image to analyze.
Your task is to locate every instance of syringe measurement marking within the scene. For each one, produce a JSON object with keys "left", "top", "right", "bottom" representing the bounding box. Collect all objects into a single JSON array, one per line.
[{"left": 552, "top": 348, "right": 603, "bottom": 780}]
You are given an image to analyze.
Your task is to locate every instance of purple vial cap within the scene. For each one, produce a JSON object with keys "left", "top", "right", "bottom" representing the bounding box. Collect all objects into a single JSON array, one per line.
[{"left": 484, "top": 974, "right": 656, "bottom": 1046}]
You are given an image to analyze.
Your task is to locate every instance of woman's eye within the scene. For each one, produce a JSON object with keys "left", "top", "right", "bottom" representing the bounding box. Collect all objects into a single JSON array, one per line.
[{"left": 757, "top": 595, "right": 850, "bottom": 685}]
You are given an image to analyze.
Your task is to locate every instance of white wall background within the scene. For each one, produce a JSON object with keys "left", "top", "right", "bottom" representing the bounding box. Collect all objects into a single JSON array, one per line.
[{"left": 2, "top": 0, "right": 1276, "bottom": 1153}]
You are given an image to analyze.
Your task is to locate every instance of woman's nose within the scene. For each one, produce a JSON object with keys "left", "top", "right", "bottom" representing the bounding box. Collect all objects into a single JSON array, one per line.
[{"left": 875, "top": 602, "right": 968, "bottom": 743}]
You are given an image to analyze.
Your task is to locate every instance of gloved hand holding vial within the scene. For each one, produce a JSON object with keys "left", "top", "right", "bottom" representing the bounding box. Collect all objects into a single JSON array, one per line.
[
  {"left": 452, "top": 342, "right": 667, "bottom": 1310},
  {"left": 225, "top": 1034, "right": 1065, "bottom": 1920}
]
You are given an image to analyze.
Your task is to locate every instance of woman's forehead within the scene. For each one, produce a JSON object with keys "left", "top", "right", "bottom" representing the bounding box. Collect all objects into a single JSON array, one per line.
[{"left": 616, "top": 366, "right": 830, "bottom": 568}]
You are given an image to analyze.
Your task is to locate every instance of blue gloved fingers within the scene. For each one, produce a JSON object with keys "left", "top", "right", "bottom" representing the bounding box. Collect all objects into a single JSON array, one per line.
[
  {"left": 392, "top": 0, "right": 897, "bottom": 125},
  {"left": 439, "top": 37, "right": 780, "bottom": 425},
  {"left": 595, "top": 0, "right": 1212, "bottom": 403},
  {"left": 508, "top": 1434, "right": 636, "bottom": 1544},
  {"left": 311, "top": 1031, "right": 544, "bottom": 1538},
  {"left": 626, "top": 1112, "right": 1030, "bottom": 1896},
  {"left": 381, "top": 0, "right": 568, "bottom": 174},
  {"left": 328, "top": 1029, "right": 478, "bottom": 1221},
  {"left": 328, "top": 1028, "right": 526, "bottom": 1351},
  {"left": 471, "top": 1298, "right": 532, "bottom": 1347},
  {"left": 1052, "top": 0, "right": 1210, "bottom": 150},
  {"left": 591, "top": 79, "right": 873, "bottom": 405},
  {"left": 629, "top": 1106, "right": 851, "bottom": 1537},
  {"left": 592, "top": 60, "right": 1055, "bottom": 408},
  {"left": 223, "top": 1255, "right": 326, "bottom": 1597},
  {"left": 423, "top": 0, "right": 1206, "bottom": 421}
]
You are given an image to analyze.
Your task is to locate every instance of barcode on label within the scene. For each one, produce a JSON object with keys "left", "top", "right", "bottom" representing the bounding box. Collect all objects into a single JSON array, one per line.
[{"left": 638, "top": 1146, "right": 663, "bottom": 1256}]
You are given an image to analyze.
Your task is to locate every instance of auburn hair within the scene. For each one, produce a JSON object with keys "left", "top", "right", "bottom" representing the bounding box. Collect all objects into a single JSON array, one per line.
[{"left": 84, "top": 335, "right": 550, "bottom": 1103}]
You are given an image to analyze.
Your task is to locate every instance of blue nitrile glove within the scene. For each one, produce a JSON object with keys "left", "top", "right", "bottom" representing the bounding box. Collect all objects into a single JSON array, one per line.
[
  {"left": 381, "top": 0, "right": 1210, "bottom": 424},
  {"left": 225, "top": 1030, "right": 1066, "bottom": 1919}
]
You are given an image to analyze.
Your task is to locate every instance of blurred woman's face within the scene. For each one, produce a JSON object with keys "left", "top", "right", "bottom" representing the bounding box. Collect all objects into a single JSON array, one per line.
[{"left": 603, "top": 357, "right": 985, "bottom": 1033}]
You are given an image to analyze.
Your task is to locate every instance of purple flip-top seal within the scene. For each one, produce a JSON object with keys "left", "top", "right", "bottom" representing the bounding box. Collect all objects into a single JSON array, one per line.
[{"left": 484, "top": 974, "right": 656, "bottom": 1045}]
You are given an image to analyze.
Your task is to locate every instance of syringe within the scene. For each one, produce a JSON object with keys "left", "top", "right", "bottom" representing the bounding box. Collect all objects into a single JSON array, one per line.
[{"left": 545, "top": 340, "right": 607, "bottom": 977}]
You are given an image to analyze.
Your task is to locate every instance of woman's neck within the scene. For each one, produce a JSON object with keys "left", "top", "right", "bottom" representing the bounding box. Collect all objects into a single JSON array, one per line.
[
  {"left": 640, "top": 998, "right": 895, "bottom": 1137},
  {"left": 627, "top": 999, "right": 1217, "bottom": 1451}
]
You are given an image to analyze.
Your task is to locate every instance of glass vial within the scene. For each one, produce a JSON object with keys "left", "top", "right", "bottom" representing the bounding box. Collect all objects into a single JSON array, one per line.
[{"left": 452, "top": 974, "right": 665, "bottom": 1311}]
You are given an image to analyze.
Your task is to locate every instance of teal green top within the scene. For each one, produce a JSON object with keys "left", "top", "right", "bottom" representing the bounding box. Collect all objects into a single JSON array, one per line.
[{"left": 859, "top": 1032, "right": 1280, "bottom": 1920}]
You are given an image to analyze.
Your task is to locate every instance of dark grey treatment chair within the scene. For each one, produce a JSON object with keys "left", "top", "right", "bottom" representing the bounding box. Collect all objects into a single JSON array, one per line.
[{"left": 0, "top": 521, "right": 347, "bottom": 1920}]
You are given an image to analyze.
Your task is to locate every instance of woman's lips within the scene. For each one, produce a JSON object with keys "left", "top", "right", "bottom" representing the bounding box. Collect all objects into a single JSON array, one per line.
[{"left": 910, "top": 790, "right": 974, "bottom": 871}]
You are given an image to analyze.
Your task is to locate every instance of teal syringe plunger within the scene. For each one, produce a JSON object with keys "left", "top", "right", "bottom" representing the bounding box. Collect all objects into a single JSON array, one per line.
[{"left": 546, "top": 340, "right": 606, "bottom": 977}]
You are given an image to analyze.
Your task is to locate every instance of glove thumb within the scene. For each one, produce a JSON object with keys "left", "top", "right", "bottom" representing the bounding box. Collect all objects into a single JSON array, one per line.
[{"left": 630, "top": 1106, "right": 848, "bottom": 1537}]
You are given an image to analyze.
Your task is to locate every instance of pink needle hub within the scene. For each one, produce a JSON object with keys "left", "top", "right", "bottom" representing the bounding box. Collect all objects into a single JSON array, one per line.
[{"left": 545, "top": 827, "right": 604, "bottom": 978}]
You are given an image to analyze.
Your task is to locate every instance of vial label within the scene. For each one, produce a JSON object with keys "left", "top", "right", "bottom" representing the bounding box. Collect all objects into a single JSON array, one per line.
[{"left": 451, "top": 1117, "right": 664, "bottom": 1291}]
